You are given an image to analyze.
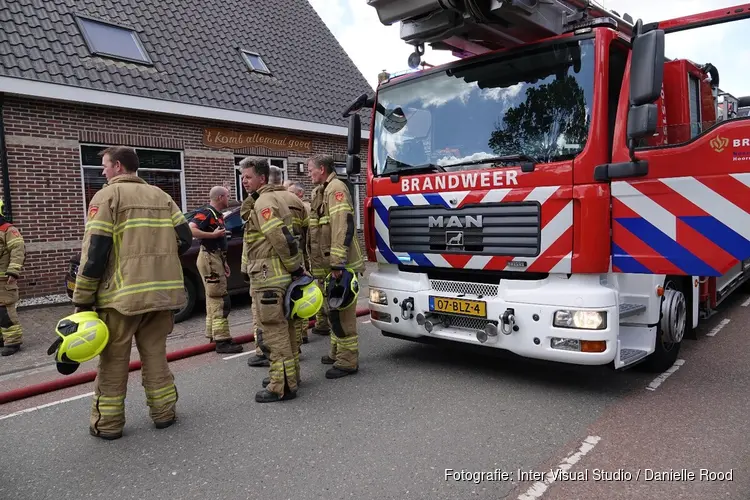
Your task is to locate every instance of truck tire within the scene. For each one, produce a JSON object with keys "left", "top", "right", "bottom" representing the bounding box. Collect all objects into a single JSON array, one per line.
[
  {"left": 174, "top": 276, "right": 197, "bottom": 324},
  {"left": 639, "top": 276, "right": 687, "bottom": 373}
]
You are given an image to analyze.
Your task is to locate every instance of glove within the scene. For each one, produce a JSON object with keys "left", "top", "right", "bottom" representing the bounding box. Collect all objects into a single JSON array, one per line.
[{"left": 290, "top": 266, "right": 305, "bottom": 279}]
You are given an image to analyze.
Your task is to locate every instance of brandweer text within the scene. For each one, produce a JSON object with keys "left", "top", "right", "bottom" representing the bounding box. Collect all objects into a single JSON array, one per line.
[{"left": 401, "top": 170, "right": 519, "bottom": 193}]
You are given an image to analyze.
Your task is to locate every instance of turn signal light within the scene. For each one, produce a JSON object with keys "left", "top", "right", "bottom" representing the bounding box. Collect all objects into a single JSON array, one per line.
[{"left": 580, "top": 340, "right": 607, "bottom": 353}]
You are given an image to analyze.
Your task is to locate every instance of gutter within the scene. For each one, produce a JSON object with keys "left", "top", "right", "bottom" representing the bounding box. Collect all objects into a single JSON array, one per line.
[{"left": 0, "top": 94, "right": 12, "bottom": 221}]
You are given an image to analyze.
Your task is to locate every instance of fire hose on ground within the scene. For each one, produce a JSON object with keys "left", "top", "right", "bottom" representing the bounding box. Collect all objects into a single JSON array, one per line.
[{"left": 0, "top": 307, "right": 371, "bottom": 405}]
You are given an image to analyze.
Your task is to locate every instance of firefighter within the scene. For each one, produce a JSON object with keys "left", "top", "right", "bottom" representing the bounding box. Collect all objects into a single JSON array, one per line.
[
  {"left": 0, "top": 199, "right": 25, "bottom": 356},
  {"left": 189, "top": 186, "right": 242, "bottom": 354},
  {"left": 307, "top": 154, "right": 365, "bottom": 378},
  {"left": 287, "top": 182, "right": 311, "bottom": 346},
  {"left": 73, "top": 146, "right": 192, "bottom": 439},
  {"left": 238, "top": 156, "right": 305, "bottom": 402}
]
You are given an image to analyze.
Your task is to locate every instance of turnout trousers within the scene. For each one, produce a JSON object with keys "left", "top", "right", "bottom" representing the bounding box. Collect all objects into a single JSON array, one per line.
[{"left": 90, "top": 309, "right": 178, "bottom": 436}]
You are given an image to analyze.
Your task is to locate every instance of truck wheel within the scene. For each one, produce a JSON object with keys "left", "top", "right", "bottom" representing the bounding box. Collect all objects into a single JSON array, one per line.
[
  {"left": 174, "top": 277, "right": 197, "bottom": 324},
  {"left": 639, "top": 276, "right": 687, "bottom": 373}
]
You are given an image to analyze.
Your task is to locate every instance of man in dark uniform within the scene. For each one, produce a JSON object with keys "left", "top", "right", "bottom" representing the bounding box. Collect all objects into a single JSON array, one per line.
[{"left": 189, "top": 186, "right": 242, "bottom": 354}]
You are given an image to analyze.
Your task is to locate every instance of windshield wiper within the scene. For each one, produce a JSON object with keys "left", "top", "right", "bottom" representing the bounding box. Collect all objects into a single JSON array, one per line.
[
  {"left": 384, "top": 157, "right": 445, "bottom": 181},
  {"left": 442, "top": 154, "right": 537, "bottom": 172}
]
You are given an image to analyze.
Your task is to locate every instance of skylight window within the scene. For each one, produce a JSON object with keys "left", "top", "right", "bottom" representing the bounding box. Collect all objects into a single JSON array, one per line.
[
  {"left": 241, "top": 50, "right": 271, "bottom": 74},
  {"left": 76, "top": 15, "right": 152, "bottom": 65}
]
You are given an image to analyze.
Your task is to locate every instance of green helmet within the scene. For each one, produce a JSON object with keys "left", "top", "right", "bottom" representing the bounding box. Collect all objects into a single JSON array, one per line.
[
  {"left": 325, "top": 269, "right": 359, "bottom": 310},
  {"left": 285, "top": 275, "right": 324, "bottom": 320},
  {"left": 47, "top": 311, "right": 109, "bottom": 375}
]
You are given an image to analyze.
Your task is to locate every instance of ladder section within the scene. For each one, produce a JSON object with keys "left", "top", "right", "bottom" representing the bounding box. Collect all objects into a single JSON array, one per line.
[{"left": 367, "top": 0, "right": 636, "bottom": 58}]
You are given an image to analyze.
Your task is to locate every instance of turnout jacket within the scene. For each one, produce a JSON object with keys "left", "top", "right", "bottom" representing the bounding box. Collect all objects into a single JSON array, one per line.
[
  {"left": 72, "top": 175, "right": 192, "bottom": 315},
  {"left": 241, "top": 184, "right": 303, "bottom": 290},
  {"left": 308, "top": 172, "right": 365, "bottom": 279},
  {"left": 0, "top": 218, "right": 25, "bottom": 281}
]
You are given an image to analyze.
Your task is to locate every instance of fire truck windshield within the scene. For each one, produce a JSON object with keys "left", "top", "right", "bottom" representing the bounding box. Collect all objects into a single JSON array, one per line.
[{"left": 373, "top": 38, "right": 595, "bottom": 176}]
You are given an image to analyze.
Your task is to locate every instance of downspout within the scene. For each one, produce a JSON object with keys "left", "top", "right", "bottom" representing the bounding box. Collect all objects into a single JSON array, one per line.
[{"left": 0, "top": 94, "right": 12, "bottom": 221}]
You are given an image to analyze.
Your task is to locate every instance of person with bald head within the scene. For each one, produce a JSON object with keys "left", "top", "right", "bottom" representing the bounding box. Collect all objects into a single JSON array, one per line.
[{"left": 189, "top": 186, "right": 242, "bottom": 354}]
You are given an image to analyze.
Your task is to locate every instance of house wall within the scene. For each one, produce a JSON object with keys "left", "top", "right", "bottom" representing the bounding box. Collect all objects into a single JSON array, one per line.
[{"left": 0, "top": 96, "right": 368, "bottom": 298}]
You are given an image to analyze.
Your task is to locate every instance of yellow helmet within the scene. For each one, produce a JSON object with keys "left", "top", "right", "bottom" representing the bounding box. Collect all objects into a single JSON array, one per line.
[
  {"left": 0, "top": 199, "right": 4, "bottom": 217},
  {"left": 47, "top": 311, "right": 109, "bottom": 375},
  {"left": 285, "top": 275, "right": 324, "bottom": 320}
]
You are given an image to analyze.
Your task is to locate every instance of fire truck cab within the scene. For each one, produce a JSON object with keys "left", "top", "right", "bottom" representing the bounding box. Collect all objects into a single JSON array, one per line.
[{"left": 343, "top": 1, "right": 750, "bottom": 372}]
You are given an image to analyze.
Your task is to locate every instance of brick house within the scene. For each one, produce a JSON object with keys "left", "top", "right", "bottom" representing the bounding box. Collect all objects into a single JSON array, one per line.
[{"left": 0, "top": 0, "right": 372, "bottom": 300}]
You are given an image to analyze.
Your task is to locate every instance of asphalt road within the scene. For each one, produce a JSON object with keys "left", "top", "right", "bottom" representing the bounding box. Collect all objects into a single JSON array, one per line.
[{"left": 1, "top": 296, "right": 749, "bottom": 500}]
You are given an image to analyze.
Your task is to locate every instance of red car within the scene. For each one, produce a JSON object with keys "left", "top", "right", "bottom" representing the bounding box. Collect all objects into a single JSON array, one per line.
[{"left": 64, "top": 202, "right": 249, "bottom": 323}]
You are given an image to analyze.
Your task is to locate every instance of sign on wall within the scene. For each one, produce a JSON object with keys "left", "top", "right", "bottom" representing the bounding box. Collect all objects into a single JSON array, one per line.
[{"left": 203, "top": 128, "right": 313, "bottom": 153}]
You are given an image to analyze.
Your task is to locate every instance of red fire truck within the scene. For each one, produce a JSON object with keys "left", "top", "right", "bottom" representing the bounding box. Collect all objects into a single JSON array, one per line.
[{"left": 342, "top": 1, "right": 750, "bottom": 372}]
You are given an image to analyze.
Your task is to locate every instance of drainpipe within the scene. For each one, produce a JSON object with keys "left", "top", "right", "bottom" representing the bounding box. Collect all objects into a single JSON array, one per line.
[{"left": 0, "top": 94, "right": 12, "bottom": 221}]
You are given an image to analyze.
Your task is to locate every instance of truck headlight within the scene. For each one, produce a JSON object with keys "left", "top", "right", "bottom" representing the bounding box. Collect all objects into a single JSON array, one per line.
[
  {"left": 369, "top": 288, "right": 388, "bottom": 305},
  {"left": 553, "top": 310, "right": 607, "bottom": 330}
]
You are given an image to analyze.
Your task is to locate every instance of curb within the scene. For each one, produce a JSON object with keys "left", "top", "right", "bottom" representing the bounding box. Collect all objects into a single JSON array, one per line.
[{"left": 0, "top": 306, "right": 371, "bottom": 405}]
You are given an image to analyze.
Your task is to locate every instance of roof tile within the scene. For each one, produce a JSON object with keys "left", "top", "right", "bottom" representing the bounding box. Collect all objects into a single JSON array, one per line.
[{"left": 0, "top": 0, "right": 373, "bottom": 129}]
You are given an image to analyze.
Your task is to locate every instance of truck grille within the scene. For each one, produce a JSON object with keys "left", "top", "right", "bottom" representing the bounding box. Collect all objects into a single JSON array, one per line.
[
  {"left": 389, "top": 203, "right": 540, "bottom": 256},
  {"left": 430, "top": 279, "right": 499, "bottom": 297}
]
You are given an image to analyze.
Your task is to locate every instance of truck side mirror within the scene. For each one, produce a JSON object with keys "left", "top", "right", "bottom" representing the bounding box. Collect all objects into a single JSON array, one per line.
[
  {"left": 348, "top": 113, "right": 361, "bottom": 155},
  {"left": 347, "top": 154, "right": 361, "bottom": 175},
  {"left": 630, "top": 29, "right": 665, "bottom": 106},
  {"left": 627, "top": 26, "right": 665, "bottom": 150}
]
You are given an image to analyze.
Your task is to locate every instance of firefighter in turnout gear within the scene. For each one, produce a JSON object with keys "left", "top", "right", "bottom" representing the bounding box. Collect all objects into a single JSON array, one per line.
[
  {"left": 189, "top": 186, "right": 242, "bottom": 354},
  {"left": 239, "top": 157, "right": 305, "bottom": 402},
  {"left": 72, "top": 146, "right": 193, "bottom": 439},
  {"left": 307, "top": 154, "right": 365, "bottom": 378},
  {"left": 0, "top": 199, "right": 25, "bottom": 356},
  {"left": 287, "top": 182, "right": 311, "bottom": 346}
]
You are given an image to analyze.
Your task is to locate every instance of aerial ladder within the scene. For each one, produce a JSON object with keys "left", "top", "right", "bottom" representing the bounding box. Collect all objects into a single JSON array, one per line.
[{"left": 367, "top": 0, "right": 637, "bottom": 67}]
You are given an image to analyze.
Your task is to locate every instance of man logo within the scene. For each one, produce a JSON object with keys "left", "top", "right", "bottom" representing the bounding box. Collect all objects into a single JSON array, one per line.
[
  {"left": 710, "top": 135, "right": 729, "bottom": 153},
  {"left": 428, "top": 215, "right": 483, "bottom": 229}
]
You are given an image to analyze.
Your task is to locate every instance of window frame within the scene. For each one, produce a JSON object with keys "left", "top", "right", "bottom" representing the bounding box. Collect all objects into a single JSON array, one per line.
[
  {"left": 233, "top": 156, "right": 288, "bottom": 201},
  {"left": 240, "top": 49, "right": 271, "bottom": 75},
  {"left": 79, "top": 144, "right": 186, "bottom": 222},
  {"left": 75, "top": 14, "right": 153, "bottom": 66}
]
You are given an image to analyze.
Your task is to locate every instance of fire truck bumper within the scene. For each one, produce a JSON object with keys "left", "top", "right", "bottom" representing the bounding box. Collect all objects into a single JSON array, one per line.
[{"left": 368, "top": 267, "right": 620, "bottom": 366}]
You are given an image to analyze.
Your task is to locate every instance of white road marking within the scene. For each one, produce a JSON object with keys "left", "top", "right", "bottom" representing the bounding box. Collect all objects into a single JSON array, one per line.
[
  {"left": 361, "top": 320, "right": 371, "bottom": 324},
  {"left": 741, "top": 297, "right": 750, "bottom": 307},
  {"left": 517, "top": 435, "right": 601, "bottom": 499},
  {"left": 646, "top": 359, "right": 685, "bottom": 391},
  {"left": 706, "top": 318, "right": 731, "bottom": 337},
  {"left": 0, "top": 391, "right": 94, "bottom": 421},
  {"left": 222, "top": 351, "right": 255, "bottom": 360}
]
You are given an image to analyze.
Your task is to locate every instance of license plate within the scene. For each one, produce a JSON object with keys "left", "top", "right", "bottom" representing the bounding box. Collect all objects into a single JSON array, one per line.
[{"left": 429, "top": 296, "right": 486, "bottom": 318}]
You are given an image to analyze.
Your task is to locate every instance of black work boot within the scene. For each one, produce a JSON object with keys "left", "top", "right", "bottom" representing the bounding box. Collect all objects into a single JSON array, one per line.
[
  {"left": 215, "top": 340, "right": 242, "bottom": 354},
  {"left": 321, "top": 355, "right": 335, "bottom": 365},
  {"left": 255, "top": 389, "right": 296, "bottom": 403},
  {"left": 326, "top": 366, "right": 358, "bottom": 379},
  {"left": 154, "top": 418, "right": 176, "bottom": 430},
  {"left": 302, "top": 336, "right": 309, "bottom": 344},
  {"left": 247, "top": 354, "right": 270, "bottom": 367},
  {"left": 311, "top": 327, "right": 330, "bottom": 336},
  {"left": 1, "top": 344, "right": 20, "bottom": 356},
  {"left": 89, "top": 427, "right": 123, "bottom": 441}
]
